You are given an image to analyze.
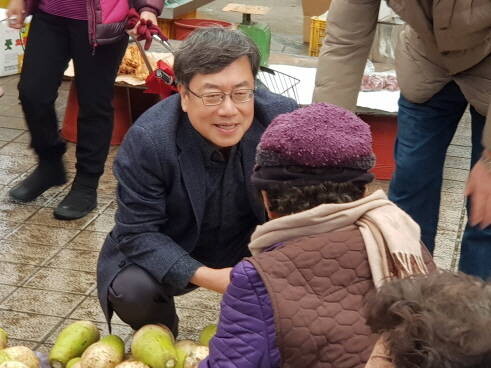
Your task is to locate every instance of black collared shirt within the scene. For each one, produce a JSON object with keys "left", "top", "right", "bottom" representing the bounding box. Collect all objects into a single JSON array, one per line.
[
  {"left": 190, "top": 130, "right": 258, "bottom": 268},
  {"left": 164, "top": 120, "right": 259, "bottom": 289}
]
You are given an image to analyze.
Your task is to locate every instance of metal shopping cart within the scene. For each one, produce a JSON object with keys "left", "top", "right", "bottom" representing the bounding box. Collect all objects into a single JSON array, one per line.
[{"left": 257, "top": 66, "right": 301, "bottom": 104}]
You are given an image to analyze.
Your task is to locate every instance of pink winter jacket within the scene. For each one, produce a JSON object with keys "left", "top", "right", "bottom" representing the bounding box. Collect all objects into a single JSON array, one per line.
[{"left": 25, "top": 0, "right": 163, "bottom": 46}]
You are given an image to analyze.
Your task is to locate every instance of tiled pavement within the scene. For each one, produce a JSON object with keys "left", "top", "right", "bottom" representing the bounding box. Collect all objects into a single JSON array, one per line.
[{"left": 0, "top": 4, "right": 472, "bottom": 355}]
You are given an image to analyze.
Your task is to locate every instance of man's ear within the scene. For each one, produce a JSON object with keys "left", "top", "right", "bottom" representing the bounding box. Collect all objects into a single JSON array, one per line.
[{"left": 178, "top": 84, "right": 188, "bottom": 112}]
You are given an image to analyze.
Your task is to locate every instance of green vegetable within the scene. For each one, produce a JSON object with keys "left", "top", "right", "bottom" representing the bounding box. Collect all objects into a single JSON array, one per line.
[
  {"left": 0, "top": 328, "right": 8, "bottom": 350},
  {"left": 0, "top": 362, "right": 29, "bottom": 368},
  {"left": 0, "top": 347, "right": 39, "bottom": 368},
  {"left": 131, "top": 325, "right": 177, "bottom": 368},
  {"left": 80, "top": 335, "right": 125, "bottom": 368},
  {"left": 48, "top": 321, "right": 100, "bottom": 368},
  {"left": 66, "top": 357, "right": 81, "bottom": 368},
  {"left": 175, "top": 340, "right": 208, "bottom": 368},
  {"left": 198, "top": 325, "right": 217, "bottom": 347}
]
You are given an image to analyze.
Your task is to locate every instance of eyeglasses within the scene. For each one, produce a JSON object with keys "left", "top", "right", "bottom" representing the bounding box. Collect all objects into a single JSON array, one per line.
[{"left": 187, "top": 87, "right": 255, "bottom": 106}]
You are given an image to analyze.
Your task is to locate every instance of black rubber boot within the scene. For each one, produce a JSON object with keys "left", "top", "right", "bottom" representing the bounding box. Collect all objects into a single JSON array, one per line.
[
  {"left": 53, "top": 175, "right": 98, "bottom": 220},
  {"left": 9, "top": 159, "right": 66, "bottom": 202}
]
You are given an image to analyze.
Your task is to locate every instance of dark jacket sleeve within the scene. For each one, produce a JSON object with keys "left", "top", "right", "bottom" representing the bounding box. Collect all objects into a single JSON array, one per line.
[
  {"left": 112, "top": 124, "right": 201, "bottom": 289},
  {"left": 134, "top": 0, "right": 163, "bottom": 15},
  {"left": 199, "top": 261, "right": 280, "bottom": 368}
]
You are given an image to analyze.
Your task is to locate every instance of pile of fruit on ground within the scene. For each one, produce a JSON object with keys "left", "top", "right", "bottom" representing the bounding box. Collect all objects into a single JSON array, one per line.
[{"left": 0, "top": 321, "right": 217, "bottom": 368}]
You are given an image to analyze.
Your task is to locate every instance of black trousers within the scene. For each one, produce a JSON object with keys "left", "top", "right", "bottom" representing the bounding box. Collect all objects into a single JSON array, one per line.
[
  {"left": 18, "top": 11, "right": 128, "bottom": 178},
  {"left": 108, "top": 265, "right": 196, "bottom": 336}
]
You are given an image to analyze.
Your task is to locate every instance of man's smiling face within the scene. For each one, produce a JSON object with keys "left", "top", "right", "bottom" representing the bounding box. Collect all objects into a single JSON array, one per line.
[{"left": 179, "top": 56, "right": 255, "bottom": 148}]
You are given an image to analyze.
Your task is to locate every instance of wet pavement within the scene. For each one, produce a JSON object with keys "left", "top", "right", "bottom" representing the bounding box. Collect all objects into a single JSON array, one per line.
[{"left": 0, "top": 0, "right": 472, "bottom": 355}]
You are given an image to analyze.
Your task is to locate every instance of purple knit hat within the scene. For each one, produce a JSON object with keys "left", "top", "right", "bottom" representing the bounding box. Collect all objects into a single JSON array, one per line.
[
  {"left": 252, "top": 103, "right": 375, "bottom": 188},
  {"left": 256, "top": 103, "right": 375, "bottom": 170}
]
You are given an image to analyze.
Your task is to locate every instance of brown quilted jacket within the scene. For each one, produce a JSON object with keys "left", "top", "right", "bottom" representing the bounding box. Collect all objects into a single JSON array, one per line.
[{"left": 249, "top": 226, "right": 436, "bottom": 368}]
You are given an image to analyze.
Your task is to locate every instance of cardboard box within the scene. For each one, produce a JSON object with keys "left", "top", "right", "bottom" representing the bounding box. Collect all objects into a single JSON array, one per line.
[
  {"left": 0, "top": 9, "right": 31, "bottom": 77},
  {"left": 302, "top": 0, "right": 331, "bottom": 42}
]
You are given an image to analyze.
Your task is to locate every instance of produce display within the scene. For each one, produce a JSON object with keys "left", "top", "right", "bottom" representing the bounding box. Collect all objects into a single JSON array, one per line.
[
  {"left": 49, "top": 321, "right": 100, "bottom": 368},
  {"left": 80, "top": 335, "right": 124, "bottom": 368},
  {"left": 0, "top": 322, "right": 216, "bottom": 368},
  {"left": 0, "top": 328, "right": 40, "bottom": 368},
  {"left": 197, "top": 325, "right": 217, "bottom": 348}
]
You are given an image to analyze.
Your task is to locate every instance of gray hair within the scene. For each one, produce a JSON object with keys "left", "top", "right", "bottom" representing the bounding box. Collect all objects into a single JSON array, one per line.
[{"left": 173, "top": 27, "right": 261, "bottom": 87}]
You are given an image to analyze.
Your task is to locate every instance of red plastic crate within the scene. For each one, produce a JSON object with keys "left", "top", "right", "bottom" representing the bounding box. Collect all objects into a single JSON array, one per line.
[{"left": 359, "top": 114, "right": 397, "bottom": 180}]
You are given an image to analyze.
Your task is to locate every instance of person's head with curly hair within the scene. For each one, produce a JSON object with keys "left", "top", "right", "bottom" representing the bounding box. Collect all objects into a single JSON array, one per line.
[
  {"left": 366, "top": 271, "right": 491, "bottom": 368},
  {"left": 251, "top": 103, "right": 376, "bottom": 217}
]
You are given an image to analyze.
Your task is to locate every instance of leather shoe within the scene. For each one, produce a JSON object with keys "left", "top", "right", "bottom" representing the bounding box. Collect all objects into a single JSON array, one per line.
[
  {"left": 54, "top": 186, "right": 97, "bottom": 220},
  {"left": 9, "top": 161, "right": 66, "bottom": 202}
]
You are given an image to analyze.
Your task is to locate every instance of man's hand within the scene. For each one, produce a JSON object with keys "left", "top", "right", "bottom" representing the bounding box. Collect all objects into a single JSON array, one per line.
[
  {"left": 465, "top": 150, "right": 491, "bottom": 228},
  {"left": 127, "top": 10, "right": 158, "bottom": 38},
  {"left": 6, "top": 0, "right": 26, "bottom": 29},
  {"left": 190, "top": 266, "right": 233, "bottom": 294}
]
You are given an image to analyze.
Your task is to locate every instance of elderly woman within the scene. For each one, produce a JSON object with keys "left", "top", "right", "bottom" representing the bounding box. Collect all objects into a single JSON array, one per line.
[
  {"left": 365, "top": 271, "right": 491, "bottom": 368},
  {"left": 200, "top": 103, "right": 436, "bottom": 368}
]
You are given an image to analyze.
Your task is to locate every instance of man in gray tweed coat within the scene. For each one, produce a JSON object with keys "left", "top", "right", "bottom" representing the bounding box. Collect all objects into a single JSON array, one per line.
[{"left": 96, "top": 27, "right": 297, "bottom": 335}]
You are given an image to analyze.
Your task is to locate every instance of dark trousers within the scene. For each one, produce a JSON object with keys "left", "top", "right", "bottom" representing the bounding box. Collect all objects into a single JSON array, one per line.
[
  {"left": 18, "top": 11, "right": 128, "bottom": 178},
  {"left": 107, "top": 264, "right": 195, "bottom": 336},
  {"left": 388, "top": 82, "right": 491, "bottom": 279}
]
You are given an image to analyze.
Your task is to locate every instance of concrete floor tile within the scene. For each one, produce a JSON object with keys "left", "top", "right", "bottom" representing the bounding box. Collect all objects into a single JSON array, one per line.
[
  {"left": 25, "top": 267, "right": 95, "bottom": 295},
  {"left": 6, "top": 338, "right": 38, "bottom": 349},
  {"left": 449, "top": 134, "right": 471, "bottom": 147},
  {"left": 446, "top": 145, "right": 472, "bottom": 159},
  {"left": 45, "top": 249, "right": 99, "bottom": 273},
  {"left": 0, "top": 262, "right": 39, "bottom": 286},
  {"left": 96, "top": 179, "right": 117, "bottom": 197},
  {"left": 0, "top": 240, "right": 58, "bottom": 265},
  {"left": 0, "top": 285, "right": 17, "bottom": 303},
  {"left": 69, "top": 296, "right": 125, "bottom": 325},
  {"left": 439, "top": 192, "right": 465, "bottom": 211},
  {"left": 176, "top": 307, "right": 219, "bottom": 341},
  {"left": 63, "top": 143, "right": 77, "bottom": 164},
  {"left": 0, "top": 309, "right": 62, "bottom": 341},
  {"left": 433, "top": 230, "right": 459, "bottom": 271},
  {"left": 0, "top": 142, "right": 36, "bottom": 159},
  {"left": 0, "top": 203, "right": 40, "bottom": 222},
  {"left": 68, "top": 230, "right": 107, "bottom": 252},
  {"left": 33, "top": 343, "right": 51, "bottom": 354},
  {"left": 444, "top": 155, "right": 470, "bottom": 170},
  {"left": 85, "top": 214, "right": 115, "bottom": 233},
  {"left": 0, "top": 172, "right": 21, "bottom": 185},
  {"left": 0, "top": 127, "right": 24, "bottom": 142},
  {"left": 26, "top": 207, "right": 98, "bottom": 230},
  {"left": 443, "top": 167, "right": 469, "bottom": 182},
  {"left": 0, "top": 220, "right": 22, "bottom": 240},
  {"left": 175, "top": 288, "right": 222, "bottom": 311},
  {"left": 441, "top": 179, "right": 466, "bottom": 193},
  {"left": 0, "top": 155, "right": 36, "bottom": 175},
  {"left": 0, "top": 116, "right": 28, "bottom": 130},
  {"left": 102, "top": 201, "right": 117, "bottom": 216},
  {"left": 7, "top": 224, "right": 79, "bottom": 247},
  {"left": 438, "top": 210, "right": 465, "bottom": 235},
  {"left": 0, "top": 95, "right": 24, "bottom": 118},
  {"left": 13, "top": 131, "right": 30, "bottom": 143},
  {"left": 1, "top": 287, "right": 84, "bottom": 317}
]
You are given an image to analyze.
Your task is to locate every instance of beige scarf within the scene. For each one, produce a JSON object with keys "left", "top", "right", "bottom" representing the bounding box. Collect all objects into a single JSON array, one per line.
[{"left": 248, "top": 189, "right": 428, "bottom": 288}]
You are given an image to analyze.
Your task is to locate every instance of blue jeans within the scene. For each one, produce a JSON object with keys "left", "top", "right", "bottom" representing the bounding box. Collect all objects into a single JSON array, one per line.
[{"left": 388, "top": 82, "right": 491, "bottom": 280}]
